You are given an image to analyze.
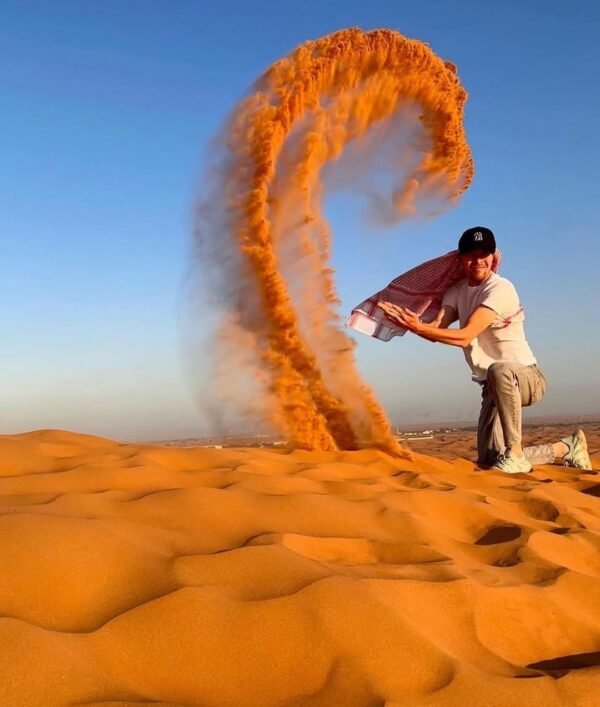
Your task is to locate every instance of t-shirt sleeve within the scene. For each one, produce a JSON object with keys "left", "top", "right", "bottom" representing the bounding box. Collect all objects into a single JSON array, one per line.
[
  {"left": 441, "top": 282, "right": 459, "bottom": 311},
  {"left": 479, "top": 278, "right": 519, "bottom": 318}
]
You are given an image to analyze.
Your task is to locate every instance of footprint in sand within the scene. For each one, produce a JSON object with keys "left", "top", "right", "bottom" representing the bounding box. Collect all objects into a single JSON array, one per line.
[
  {"left": 515, "top": 497, "right": 560, "bottom": 522},
  {"left": 527, "top": 650, "right": 600, "bottom": 678},
  {"left": 475, "top": 525, "right": 522, "bottom": 546},
  {"left": 580, "top": 483, "right": 600, "bottom": 497}
]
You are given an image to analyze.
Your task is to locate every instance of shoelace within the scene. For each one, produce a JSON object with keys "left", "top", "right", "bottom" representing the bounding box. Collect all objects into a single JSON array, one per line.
[
  {"left": 494, "top": 454, "right": 509, "bottom": 469},
  {"left": 563, "top": 441, "right": 583, "bottom": 468},
  {"left": 495, "top": 453, "right": 531, "bottom": 471}
]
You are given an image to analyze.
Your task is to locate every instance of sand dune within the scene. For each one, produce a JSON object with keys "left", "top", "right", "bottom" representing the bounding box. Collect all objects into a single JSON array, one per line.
[{"left": 1, "top": 428, "right": 599, "bottom": 706}]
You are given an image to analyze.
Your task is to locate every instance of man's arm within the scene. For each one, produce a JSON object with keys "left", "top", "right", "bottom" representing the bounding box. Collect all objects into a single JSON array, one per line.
[
  {"left": 377, "top": 302, "right": 497, "bottom": 348},
  {"left": 429, "top": 305, "right": 458, "bottom": 330}
]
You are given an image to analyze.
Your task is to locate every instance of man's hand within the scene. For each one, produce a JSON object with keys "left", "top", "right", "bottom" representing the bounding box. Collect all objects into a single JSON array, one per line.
[
  {"left": 377, "top": 301, "right": 498, "bottom": 348},
  {"left": 377, "top": 302, "right": 422, "bottom": 333}
]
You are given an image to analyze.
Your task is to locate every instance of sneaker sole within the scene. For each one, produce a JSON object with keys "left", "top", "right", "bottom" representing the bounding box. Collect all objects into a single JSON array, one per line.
[{"left": 492, "top": 462, "right": 533, "bottom": 474}]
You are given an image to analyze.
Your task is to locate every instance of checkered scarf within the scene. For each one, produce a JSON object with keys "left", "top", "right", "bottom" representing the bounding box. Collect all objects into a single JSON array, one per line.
[{"left": 346, "top": 249, "right": 502, "bottom": 341}]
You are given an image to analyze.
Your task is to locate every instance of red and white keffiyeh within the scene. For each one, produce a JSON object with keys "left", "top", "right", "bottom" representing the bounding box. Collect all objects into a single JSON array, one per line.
[{"left": 346, "top": 249, "right": 503, "bottom": 341}]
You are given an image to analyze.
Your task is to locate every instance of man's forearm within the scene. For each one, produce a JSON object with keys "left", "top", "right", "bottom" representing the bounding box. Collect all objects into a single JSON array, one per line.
[{"left": 415, "top": 323, "right": 467, "bottom": 348}]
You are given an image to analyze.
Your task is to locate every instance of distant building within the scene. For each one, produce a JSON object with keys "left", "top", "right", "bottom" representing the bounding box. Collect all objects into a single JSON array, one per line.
[{"left": 396, "top": 430, "right": 434, "bottom": 440}]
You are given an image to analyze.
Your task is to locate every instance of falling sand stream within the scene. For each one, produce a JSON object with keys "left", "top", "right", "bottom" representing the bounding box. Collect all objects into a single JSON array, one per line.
[{"left": 194, "top": 28, "right": 473, "bottom": 455}]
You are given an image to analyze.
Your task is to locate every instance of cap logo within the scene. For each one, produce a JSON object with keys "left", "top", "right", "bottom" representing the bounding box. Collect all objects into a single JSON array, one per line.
[{"left": 473, "top": 231, "right": 483, "bottom": 241}]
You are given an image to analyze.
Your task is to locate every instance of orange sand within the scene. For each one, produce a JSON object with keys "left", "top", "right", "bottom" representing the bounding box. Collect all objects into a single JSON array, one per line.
[{"left": 2, "top": 428, "right": 600, "bottom": 706}]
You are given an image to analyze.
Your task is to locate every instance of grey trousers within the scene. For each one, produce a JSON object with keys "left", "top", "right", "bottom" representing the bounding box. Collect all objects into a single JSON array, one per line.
[{"left": 477, "top": 361, "right": 555, "bottom": 467}]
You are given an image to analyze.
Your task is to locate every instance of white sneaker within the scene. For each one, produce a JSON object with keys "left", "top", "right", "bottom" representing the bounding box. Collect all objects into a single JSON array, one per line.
[
  {"left": 561, "top": 429, "right": 593, "bottom": 470},
  {"left": 492, "top": 452, "right": 532, "bottom": 474}
]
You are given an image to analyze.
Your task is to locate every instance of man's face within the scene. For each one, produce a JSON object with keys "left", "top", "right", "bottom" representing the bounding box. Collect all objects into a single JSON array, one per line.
[{"left": 460, "top": 248, "right": 494, "bottom": 283}]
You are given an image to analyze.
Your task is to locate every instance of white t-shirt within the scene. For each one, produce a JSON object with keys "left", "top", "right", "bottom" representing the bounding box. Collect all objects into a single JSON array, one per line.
[{"left": 442, "top": 272, "right": 537, "bottom": 383}]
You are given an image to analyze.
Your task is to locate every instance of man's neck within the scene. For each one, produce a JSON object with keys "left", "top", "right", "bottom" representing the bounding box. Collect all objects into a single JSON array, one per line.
[{"left": 467, "top": 271, "right": 494, "bottom": 287}]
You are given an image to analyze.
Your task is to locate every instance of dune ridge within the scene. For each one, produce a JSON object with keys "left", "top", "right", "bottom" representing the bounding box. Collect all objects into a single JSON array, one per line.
[{"left": 1, "top": 428, "right": 599, "bottom": 706}]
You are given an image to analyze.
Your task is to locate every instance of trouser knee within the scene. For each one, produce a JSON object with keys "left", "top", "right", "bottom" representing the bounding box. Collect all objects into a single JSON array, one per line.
[{"left": 486, "top": 362, "right": 517, "bottom": 395}]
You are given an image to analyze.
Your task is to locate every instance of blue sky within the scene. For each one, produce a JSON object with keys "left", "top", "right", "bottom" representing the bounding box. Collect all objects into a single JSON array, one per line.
[{"left": 1, "top": 0, "right": 599, "bottom": 441}]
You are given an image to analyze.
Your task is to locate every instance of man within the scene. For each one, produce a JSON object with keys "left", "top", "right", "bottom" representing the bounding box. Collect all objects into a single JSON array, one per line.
[{"left": 378, "top": 226, "right": 592, "bottom": 474}]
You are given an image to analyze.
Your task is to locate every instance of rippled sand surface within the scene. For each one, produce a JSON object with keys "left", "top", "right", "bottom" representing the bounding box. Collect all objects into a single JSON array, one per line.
[{"left": 1, "top": 428, "right": 599, "bottom": 706}]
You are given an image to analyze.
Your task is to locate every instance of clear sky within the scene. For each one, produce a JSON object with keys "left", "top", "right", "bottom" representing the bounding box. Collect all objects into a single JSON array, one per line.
[{"left": 2, "top": 0, "right": 599, "bottom": 441}]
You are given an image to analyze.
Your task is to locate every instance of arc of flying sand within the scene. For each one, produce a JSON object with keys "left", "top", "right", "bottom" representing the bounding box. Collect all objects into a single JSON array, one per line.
[{"left": 211, "top": 28, "right": 473, "bottom": 454}]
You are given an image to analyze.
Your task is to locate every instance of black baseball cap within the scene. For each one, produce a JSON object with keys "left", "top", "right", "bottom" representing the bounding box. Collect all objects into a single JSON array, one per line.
[{"left": 458, "top": 226, "right": 496, "bottom": 255}]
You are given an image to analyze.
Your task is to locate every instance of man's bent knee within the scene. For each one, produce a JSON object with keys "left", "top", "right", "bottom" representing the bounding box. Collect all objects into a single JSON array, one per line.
[{"left": 486, "top": 362, "right": 516, "bottom": 386}]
